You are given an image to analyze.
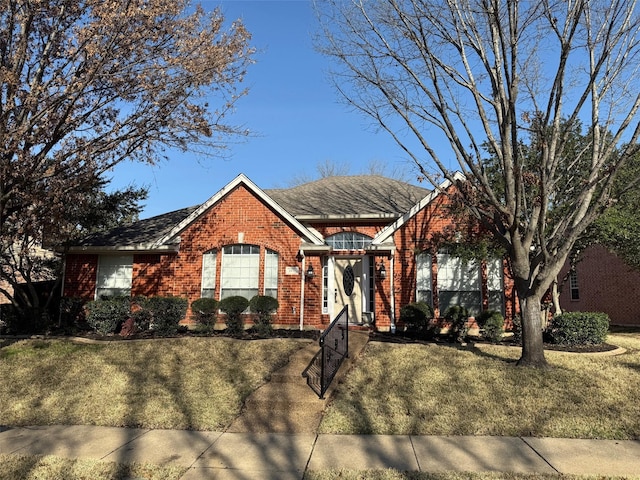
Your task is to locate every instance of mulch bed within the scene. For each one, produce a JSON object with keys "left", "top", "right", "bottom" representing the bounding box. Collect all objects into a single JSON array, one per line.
[
  {"left": 4, "top": 327, "right": 619, "bottom": 353},
  {"left": 368, "top": 331, "right": 620, "bottom": 353}
]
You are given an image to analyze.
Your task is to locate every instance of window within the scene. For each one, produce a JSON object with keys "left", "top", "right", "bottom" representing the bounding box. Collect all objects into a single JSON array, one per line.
[
  {"left": 220, "top": 245, "right": 260, "bottom": 300},
  {"left": 487, "top": 258, "right": 504, "bottom": 313},
  {"left": 96, "top": 255, "right": 133, "bottom": 298},
  {"left": 436, "top": 253, "right": 481, "bottom": 316},
  {"left": 201, "top": 250, "right": 217, "bottom": 298},
  {"left": 416, "top": 252, "right": 433, "bottom": 305},
  {"left": 570, "top": 270, "right": 579, "bottom": 300},
  {"left": 264, "top": 249, "right": 279, "bottom": 298},
  {"left": 326, "top": 232, "right": 372, "bottom": 250}
]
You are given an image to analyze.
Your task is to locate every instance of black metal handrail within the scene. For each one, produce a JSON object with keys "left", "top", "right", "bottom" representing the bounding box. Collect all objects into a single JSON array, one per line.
[{"left": 303, "top": 305, "right": 349, "bottom": 399}]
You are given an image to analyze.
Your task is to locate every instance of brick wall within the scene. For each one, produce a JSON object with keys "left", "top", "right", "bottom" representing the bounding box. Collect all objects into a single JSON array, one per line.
[
  {"left": 168, "top": 184, "right": 311, "bottom": 327},
  {"left": 559, "top": 244, "right": 640, "bottom": 326},
  {"left": 63, "top": 254, "right": 98, "bottom": 299}
]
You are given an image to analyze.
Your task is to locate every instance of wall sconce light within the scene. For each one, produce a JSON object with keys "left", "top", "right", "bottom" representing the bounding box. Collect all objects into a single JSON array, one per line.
[
  {"left": 377, "top": 262, "right": 387, "bottom": 280},
  {"left": 305, "top": 265, "right": 315, "bottom": 278}
]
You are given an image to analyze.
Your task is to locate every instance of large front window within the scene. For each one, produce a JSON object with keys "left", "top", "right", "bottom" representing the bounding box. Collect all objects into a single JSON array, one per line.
[
  {"left": 219, "top": 245, "right": 279, "bottom": 300},
  {"left": 436, "top": 253, "right": 481, "bottom": 316},
  {"left": 96, "top": 255, "right": 132, "bottom": 298},
  {"left": 220, "top": 245, "right": 260, "bottom": 300}
]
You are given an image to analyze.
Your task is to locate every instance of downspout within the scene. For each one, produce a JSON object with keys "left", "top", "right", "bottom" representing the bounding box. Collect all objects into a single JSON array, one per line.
[
  {"left": 390, "top": 251, "right": 396, "bottom": 333},
  {"left": 299, "top": 251, "right": 305, "bottom": 331}
]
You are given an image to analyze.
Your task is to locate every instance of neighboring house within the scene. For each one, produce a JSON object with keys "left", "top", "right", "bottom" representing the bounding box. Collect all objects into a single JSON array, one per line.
[
  {"left": 62, "top": 174, "right": 516, "bottom": 331},
  {"left": 558, "top": 244, "right": 640, "bottom": 326}
]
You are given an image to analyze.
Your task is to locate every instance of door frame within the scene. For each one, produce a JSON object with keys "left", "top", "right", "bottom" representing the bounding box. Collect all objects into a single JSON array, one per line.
[{"left": 328, "top": 254, "right": 373, "bottom": 324}]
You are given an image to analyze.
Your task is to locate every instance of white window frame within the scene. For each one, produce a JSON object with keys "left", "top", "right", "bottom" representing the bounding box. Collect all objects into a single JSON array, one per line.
[
  {"left": 264, "top": 249, "right": 279, "bottom": 298},
  {"left": 96, "top": 255, "right": 133, "bottom": 298},
  {"left": 436, "top": 253, "right": 481, "bottom": 316},
  {"left": 201, "top": 250, "right": 217, "bottom": 298},
  {"left": 570, "top": 270, "right": 579, "bottom": 300},
  {"left": 487, "top": 257, "right": 504, "bottom": 314},
  {"left": 416, "top": 252, "right": 433, "bottom": 305},
  {"left": 326, "top": 232, "right": 373, "bottom": 250},
  {"left": 220, "top": 244, "right": 260, "bottom": 300}
]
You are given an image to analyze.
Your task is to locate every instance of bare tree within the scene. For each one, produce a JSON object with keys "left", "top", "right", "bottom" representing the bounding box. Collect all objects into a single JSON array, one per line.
[
  {"left": 317, "top": 0, "right": 640, "bottom": 366},
  {"left": 0, "top": 0, "right": 254, "bottom": 317}
]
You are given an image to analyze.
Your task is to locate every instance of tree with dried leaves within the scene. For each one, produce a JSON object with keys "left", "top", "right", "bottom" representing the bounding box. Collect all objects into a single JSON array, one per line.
[
  {"left": 317, "top": 0, "right": 640, "bottom": 367},
  {"left": 0, "top": 0, "right": 254, "bottom": 323}
]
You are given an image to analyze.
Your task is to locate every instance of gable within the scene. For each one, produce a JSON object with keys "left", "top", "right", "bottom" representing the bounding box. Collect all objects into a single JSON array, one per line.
[
  {"left": 372, "top": 173, "right": 465, "bottom": 246},
  {"left": 154, "top": 174, "right": 324, "bottom": 248}
]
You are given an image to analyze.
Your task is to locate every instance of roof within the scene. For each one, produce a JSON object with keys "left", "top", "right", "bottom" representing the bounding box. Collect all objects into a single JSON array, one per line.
[
  {"left": 67, "top": 174, "right": 434, "bottom": 252},
  {"left": 70, "top": 206, "right": 198, "bottom": 252},
  {"left": 267, "top": 175, "right": 430, "bottom": 218}
]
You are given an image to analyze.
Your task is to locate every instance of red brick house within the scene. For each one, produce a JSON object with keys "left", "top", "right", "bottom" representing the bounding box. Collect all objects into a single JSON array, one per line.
[
  {"left": 558, "top": 244, "right": 640, "bottom": 326},
  {"left": 62, "top": 174, "right": 516, "bottom": 331}
]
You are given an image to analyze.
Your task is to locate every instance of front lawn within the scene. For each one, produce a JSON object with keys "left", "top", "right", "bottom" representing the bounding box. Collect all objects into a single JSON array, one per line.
[
  {"left": 0, "top": 337, "right": 307, "bottom": 430},
  {"left": 320, "top": 332, "right": 640, "bottom": 440}
]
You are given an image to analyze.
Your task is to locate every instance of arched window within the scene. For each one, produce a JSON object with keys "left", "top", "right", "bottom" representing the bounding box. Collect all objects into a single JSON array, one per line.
[{"left": 326, "top": 232, "right": 372, "bottom": 250}]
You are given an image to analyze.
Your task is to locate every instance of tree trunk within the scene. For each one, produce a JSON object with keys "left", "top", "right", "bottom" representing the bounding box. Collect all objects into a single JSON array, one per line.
[
  {"left": 551, "top": 278, "right": 562, "bottom": 317},
  {"left": 517, "top": 294, "right": 549, "bottom": 368}
]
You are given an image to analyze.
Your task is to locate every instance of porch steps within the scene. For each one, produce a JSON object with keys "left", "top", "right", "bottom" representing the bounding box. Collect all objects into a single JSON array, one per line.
[{"left": 225, "top": 330, "right": 370, "bottom": 434}]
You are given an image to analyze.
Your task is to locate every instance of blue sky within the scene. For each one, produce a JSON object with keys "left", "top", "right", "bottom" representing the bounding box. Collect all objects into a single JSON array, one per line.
[{"left": 108, "top": 0, "right": 424, "bottom": 219}]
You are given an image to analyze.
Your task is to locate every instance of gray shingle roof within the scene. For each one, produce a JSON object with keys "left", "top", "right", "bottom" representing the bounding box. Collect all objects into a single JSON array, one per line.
[
  {"left": 71, "top": 175, "right": 430, "bottom": 249},
  {"left": 73, "top": 206, "right": 198, "bottom": 248},
  {"left": 267, "top": 175, "right": 430, "bottom": 217}
]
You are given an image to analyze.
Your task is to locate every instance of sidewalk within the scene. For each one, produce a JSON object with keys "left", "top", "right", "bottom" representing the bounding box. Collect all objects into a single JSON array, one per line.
[
  {"left": 1, "top": 425, "right": 640, "bottom": 479},
  {"left": 1, "top": 331, "right": 639, "bottom": 479}
]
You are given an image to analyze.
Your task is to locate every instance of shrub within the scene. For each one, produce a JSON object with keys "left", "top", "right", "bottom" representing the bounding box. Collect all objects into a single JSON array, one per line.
[
  {"left": 399, "top": 302, "right": 435, "bottom": 338},
  {"left": 546, "top": 311, "right": 610, "bottom": 346},
  {"left": 59, "top": 297, "right": 86, "bottom": 331},
  {"left": 249, "top": 295, "right": 279, "bottom": 337},
  {"left": 86, "top": 297, "right": 130, "bottom": 335},
  {"left": 476, "top": 310, "right": 505, "bottom": 343},
  {"left": 510, "top": 315, "right": 522, "bottom": 344},
  {"left": 0, "top": 304, "right": 19, "bottom": 334},
  {"left": 136, "top": 296, "right": 188, "bottom": 336},
  {"left": 445, "top": 305, "right": 469, "bottom": 343},
  {"left": 131, "top": 308, "right": 152, "bottom": 331},
  {"left": 219, "top": 296, "right": 249, "bottom": 337},
  {"left": 191, "top": 297, "right": 219, "bottom": 332}
]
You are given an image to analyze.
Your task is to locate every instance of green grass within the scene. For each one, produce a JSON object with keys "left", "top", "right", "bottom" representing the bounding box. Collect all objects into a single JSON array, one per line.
[
  {"left": 0, "top": 337, "right": 307, "bottom": 430},
  {"left": 319, "top": 333, "right": 640, "bottom": 439}
]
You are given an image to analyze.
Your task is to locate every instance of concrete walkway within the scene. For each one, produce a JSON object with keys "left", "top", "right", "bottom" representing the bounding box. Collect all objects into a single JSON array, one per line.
[
  {"left": 1, "top": 331, "right": 639, "bottom": 478},
  {"left": 1, "top": 425, "right": 640, "bottom": 479}
]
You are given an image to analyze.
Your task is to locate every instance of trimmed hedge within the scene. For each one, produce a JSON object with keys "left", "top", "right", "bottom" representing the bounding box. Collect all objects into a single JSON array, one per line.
[
  {"left": 86, "top": 297, "right": 130, "bottom": 335},
  {"left": 476, "top": 310, "right": 505, "bottom": 343},
  {"left": 191, "top": 297, "right": 219, "bottom": 332},
  {"left": 249, "top": 295, "right": 279, "bottom": 337},
  {"left": 399, "top": 302, "right": 434, "bottom": 338},
  {"left": 546, "top": 311, "right": 609, "bottom": 346},
  {"left": 445, "top": 305, "right": 469, "bottom": 343},
  {"left": 136, "top": 296, "right": 188, "bottom": 336},
  {"left": 219, "top": 296, "right": 249, "bottom": 337}
]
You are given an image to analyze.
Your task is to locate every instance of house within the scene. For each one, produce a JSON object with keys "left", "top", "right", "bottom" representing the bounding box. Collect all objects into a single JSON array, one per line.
[
  {"left": 62, "top": 174, "right": 516, "bottom": 331},
  {"left": 558, "top": 244, "right": 640, "bottom": 326}
]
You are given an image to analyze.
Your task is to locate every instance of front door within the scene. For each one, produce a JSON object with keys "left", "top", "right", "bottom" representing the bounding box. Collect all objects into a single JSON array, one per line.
[{"left": 334, "top": 258, "right": 363, "bottom": 324}]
